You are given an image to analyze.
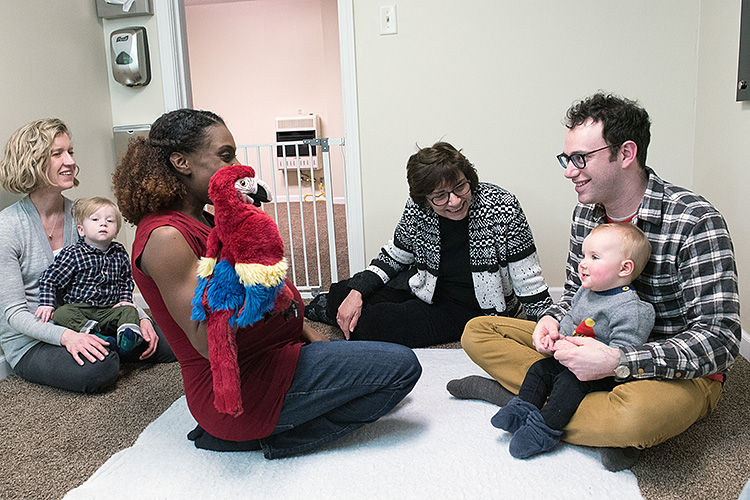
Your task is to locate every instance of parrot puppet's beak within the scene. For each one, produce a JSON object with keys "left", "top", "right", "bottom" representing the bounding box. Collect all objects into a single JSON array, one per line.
[{"left": 234, "top": 176, "right": 273, "bottom": 207}]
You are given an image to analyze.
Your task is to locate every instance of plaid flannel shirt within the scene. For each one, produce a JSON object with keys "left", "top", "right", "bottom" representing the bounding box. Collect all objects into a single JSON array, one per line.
[
  {"left": 38, "top": 239, "right": 134, "bottom": 308},
  {"left": 544, "top": 168, "right": 741, "bottom": 380}
]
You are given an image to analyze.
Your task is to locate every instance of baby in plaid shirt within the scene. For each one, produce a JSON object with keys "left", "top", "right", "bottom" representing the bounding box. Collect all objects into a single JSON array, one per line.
[{"left": 36, "top": 197, "right": 142, "bottom": 354}]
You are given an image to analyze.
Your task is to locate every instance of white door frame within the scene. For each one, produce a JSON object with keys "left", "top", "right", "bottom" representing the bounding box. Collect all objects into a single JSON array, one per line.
[
  {"left": 154, "top": 0, "right": 193, "bottom": 110},
  {"left": 336, "top": 0, "right": 366, "bottom": 274},
  {"left": 157, "top": 0, "right": 365, "bottom": 275}
]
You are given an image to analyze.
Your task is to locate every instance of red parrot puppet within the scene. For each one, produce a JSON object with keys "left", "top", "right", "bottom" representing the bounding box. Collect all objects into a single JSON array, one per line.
[{"left": 191, "top": 164, "right": 293, "bottom": 417}]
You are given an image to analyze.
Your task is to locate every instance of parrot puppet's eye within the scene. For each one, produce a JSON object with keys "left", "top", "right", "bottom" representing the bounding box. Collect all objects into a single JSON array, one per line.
[
  {"left": 234, "top": 177, "right": 258, "bottom": 205},
  {"left": 235, "top": 177, "right": 254, "bottom": 192}
]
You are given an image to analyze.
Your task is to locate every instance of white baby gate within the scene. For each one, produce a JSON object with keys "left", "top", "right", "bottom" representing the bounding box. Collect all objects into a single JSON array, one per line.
[{"left": 236, "top": 137, "right": 347, "bottom": 299}]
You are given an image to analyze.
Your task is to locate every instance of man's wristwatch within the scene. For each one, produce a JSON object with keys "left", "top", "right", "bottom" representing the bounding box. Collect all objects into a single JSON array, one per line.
[{"left": 614, "top": 350, "right": 631, "bottom": 379}]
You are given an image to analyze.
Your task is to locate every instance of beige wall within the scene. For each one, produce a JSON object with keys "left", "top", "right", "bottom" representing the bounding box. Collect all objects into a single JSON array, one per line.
[
  {"left": 184, "top": 0, "right": 346, "bottom": 199},
  {"left": 695, "top": 1, "right": 749, "bottom": 325},
  {"left": 352, "top": 0, "right": 703, "bottom": 291},
  {"left": 0, "top": 0, "right": 746, "bottom": 333},
  {"left": 0, "top": 1, "right": 116, "bottom": 208}
]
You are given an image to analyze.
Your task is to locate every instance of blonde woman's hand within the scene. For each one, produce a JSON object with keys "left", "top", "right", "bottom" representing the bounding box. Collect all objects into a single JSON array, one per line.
[{"left": 60, "top": 329, "right": 109, "bottom": 366}]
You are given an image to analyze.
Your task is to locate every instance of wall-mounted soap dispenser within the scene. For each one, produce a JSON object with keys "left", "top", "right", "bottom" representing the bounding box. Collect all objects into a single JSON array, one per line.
[{"left": 110, "top": 27, "right": 151, "bottom": 87}]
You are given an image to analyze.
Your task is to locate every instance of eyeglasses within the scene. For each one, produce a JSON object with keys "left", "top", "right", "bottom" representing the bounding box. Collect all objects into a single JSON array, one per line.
[
  {"left": 428, "top": 180, "right": 471, "bottom": 206},
  {"left": 556, "top": 143, "right": 621, "bottom": 169}
]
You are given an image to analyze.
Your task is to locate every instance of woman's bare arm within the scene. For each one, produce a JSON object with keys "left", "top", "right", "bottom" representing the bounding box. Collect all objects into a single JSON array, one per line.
[{"left": 140, "top": 225, "right": 209, "bottom": 358}]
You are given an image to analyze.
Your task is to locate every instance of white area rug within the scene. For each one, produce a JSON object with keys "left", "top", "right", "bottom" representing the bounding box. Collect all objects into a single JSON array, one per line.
[{"left": 65, "top": 349, "right": 643, "bottom": 500}]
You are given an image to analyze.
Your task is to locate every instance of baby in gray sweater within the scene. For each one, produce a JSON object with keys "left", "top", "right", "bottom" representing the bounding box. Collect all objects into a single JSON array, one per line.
[{"left": 491, "top": 223, "right": 655, "bottom": 459}]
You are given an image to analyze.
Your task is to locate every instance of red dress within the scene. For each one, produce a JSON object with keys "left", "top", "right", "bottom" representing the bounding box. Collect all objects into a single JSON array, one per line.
[{"left": 131, "top": 211, "right": 303, "bottom": 440}]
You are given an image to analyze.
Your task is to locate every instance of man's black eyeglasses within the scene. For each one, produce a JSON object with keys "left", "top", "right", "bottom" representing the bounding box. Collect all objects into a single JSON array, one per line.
[{"left": 556, "top": 143, "right": 622, "bottom": 169}]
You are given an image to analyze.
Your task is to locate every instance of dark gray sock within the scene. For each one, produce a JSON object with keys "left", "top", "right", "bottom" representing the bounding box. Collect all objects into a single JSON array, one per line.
[
  {"left": 446, "top": 375, "right": 515, "bottom": 407},
  {"left": 600, "top": 447, "right": 642, "bottom": 471},
  {"left": 187, "top": 424, "right": 205, "bottom": 441},
  {"left": 188, "top": 424, "right": 261, "bottom": 452}
]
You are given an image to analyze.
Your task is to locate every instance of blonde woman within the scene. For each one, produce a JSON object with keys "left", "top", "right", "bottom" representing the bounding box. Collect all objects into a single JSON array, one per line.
[{"left": 0, "top": 119, "right": 173, "bottom": 393}]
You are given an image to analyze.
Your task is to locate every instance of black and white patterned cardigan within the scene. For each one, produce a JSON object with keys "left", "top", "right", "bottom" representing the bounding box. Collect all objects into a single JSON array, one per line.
[{"left": 348, "top": 182, "right": 553, "bottom": 320}]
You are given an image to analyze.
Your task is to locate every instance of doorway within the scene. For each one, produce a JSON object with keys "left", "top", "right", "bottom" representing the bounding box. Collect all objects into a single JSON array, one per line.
[{"left": 180, "top": 0, "right": 361, "bottom": 292}]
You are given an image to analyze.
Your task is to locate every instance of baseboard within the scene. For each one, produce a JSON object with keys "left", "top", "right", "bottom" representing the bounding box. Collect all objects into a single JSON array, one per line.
[{"left": 741, "top": 329, "right": 750, "bottom": 361}]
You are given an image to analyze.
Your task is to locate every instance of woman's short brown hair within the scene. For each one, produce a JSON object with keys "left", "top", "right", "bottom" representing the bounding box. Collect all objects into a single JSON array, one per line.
[
  {"left": 0, "top": 118, "right": 80, "bottom": 194},
  {"left": 406, "top": 142, "right": 479, "bottom": 209}
]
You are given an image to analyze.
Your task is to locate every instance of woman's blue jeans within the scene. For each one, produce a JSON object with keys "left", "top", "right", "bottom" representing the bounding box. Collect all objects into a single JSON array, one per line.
[{"left": 260, "top": 340, "right": 422, "bottom": 459}]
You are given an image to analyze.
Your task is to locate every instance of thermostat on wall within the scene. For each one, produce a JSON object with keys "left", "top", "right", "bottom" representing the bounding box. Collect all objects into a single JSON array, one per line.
[{"left": 110, "top": 27, "right": 151, "bottom": 87}]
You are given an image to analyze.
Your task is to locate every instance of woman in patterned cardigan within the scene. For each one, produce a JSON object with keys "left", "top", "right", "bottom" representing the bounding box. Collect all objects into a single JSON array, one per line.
[{"left": 306, "top": 142, "right": 552, "bottom": 348}]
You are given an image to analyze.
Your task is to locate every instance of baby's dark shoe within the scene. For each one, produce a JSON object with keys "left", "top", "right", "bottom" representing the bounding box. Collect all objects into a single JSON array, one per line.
[
  {"left": 117, "top": 327, "right": 143, "bottom": 353},
  {"left": 508, "top": 408, "right": 562, "bottom": 459},
  {"left": 491, "top": 397, "right": 538, "bottom": 433},
  {"left": 95, "top": 334, "right": 117, "bottom": 350}
]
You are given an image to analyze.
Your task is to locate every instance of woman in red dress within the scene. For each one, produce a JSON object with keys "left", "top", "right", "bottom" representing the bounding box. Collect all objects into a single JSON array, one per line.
[{"left": 113, "top": 109, "right": 421, "bottom": 459}]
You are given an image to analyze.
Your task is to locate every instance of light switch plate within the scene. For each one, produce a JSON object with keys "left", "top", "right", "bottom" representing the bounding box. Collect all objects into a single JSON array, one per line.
[{"left": 380, "top": 5, "right": 398, "bottom": 35}]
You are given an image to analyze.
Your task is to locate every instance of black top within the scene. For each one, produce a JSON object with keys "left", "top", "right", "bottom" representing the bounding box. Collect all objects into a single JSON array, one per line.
[{"left": 434, "top": 216, "right": 481, "bottom": 310}]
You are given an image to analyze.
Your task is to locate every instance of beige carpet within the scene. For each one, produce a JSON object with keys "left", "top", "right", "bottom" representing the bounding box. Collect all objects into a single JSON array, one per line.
[{"left": 0, "top": 322, "right": 748, "bottom": 500}]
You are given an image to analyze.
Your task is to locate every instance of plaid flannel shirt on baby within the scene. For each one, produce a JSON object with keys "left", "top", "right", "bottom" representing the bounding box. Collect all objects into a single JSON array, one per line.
[
  {"left": 38, "top": 239, "right": 134, "bottom": 308},
  {"left": 544, "top": 168, "right": 741, "bottom": 380}
]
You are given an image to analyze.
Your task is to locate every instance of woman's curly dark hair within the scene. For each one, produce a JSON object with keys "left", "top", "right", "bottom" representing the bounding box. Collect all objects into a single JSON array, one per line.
[{"left": 112, "top": 109, "right": 225, "bottom": 225}]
